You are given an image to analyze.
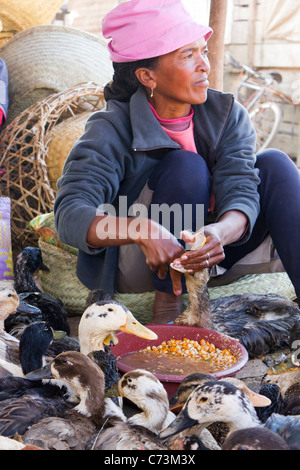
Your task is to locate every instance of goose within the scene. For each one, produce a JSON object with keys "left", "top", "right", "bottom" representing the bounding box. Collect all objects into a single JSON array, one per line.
[
  {"left": 173, "top": 231, "right": 300, "bottom": 358},
  {"left": 5, "top": 247, "right": 70, "bottom": 336},
  {"left": 22, "top": 351, "right": 167, "bottom": 451}
]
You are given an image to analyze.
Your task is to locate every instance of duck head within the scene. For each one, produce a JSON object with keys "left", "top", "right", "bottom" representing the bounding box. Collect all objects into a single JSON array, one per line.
[
  {"left": 0, "top": 287, "right": 20, "bottom": 331},
  {"left": 160, "top": 380, "right": 260, "bottom": 440},
  {"left": 19, "top": 321, "right": 66, "bottom": 375},
  {"left": 78, "top": 295, "right": 157, "bottom": 355},
  {"left": 26, "top": 350, "right": 106, "bottom": 419}
]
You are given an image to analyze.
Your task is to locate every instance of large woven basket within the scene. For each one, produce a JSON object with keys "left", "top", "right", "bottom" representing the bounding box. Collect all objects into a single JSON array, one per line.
[
  {"left": 0, "top": 24, "right": 112, "bottom": 123},
  {"left": 37, "top": 239, "right": 297, "bottom": 320},
  {"left": 0, "top": 82, "right": 106, "bottom": 252},
  {"left": 0, "top": 0, "right": 64, "bottom": 46}
]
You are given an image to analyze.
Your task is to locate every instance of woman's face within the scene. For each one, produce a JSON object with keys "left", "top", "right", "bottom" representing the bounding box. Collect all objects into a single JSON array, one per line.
[{"left": 149, "top": 37, "right": 210, "bottom": 118}]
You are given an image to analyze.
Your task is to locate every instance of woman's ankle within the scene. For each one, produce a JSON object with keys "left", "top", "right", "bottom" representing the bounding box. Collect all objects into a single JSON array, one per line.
[{"left": 151, "top": 290, "right": 182, "bottom": 324}]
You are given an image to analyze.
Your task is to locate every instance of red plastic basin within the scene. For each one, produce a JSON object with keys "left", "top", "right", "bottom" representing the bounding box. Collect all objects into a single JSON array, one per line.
[{"left": 111, "top": 324, "right": 248, "bottom": 398}]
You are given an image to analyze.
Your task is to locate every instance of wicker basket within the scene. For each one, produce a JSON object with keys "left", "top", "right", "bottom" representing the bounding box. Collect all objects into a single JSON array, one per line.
[
  {"left": 0, "top": 24, "right": 112, "bottom": 122},
  {"left": 46, "top": 112, "right": 91, "bottom": 190},
  {"left": 0, "top": 82, "right": 106, "bottom": 252}
]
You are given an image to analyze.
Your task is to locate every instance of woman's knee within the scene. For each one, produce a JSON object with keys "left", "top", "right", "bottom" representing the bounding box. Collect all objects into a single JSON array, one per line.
[
  {"left": 256, "top": 148, "right": 299, "bottom": 183},
  {"left": 148, "top": 149, "right": 211, "bottom": 195}
]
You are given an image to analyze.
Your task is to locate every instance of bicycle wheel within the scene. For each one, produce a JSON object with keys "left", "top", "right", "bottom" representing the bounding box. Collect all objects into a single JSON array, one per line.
[{"left": 249, "top": 102, "right": 282, "bottom": 153}]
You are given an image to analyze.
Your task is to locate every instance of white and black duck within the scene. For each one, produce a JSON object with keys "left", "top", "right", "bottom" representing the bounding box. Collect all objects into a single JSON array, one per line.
[{"left": 5, "top": 247, "right": 70, "bottom": 335}]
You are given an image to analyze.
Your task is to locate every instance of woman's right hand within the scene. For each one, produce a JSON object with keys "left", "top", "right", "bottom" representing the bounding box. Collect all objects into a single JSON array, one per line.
[{"left": 134, "top": 219, "right": 185, "bottom": 284}]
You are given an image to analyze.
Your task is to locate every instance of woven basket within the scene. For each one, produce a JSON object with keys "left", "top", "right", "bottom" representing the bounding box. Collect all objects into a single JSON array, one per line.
[
  {"left": 0, "top": 82, "right": 106, "bottom": 252},
  {"left": 37, "top": 239, "right": 297, "bottom": 320},
  {"left": 0, "top": 24, "right": 113, "bottom": 122},
  {"left": 46, "top": 112, "right": 91, "bottom": 189}
]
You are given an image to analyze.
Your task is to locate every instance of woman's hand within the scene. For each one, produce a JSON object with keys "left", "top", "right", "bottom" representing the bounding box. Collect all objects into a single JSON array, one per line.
[
  {"left": 172, "top": 210, "right": 248, "bottom": 274},
  {"left": 135, "top": 219, "right": 185, "bottom": 281}
]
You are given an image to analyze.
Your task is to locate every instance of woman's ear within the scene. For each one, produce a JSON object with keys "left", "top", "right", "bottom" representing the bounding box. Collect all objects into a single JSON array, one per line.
[{"left": 135, "top": 67, "right": 156, "bottom": 90}]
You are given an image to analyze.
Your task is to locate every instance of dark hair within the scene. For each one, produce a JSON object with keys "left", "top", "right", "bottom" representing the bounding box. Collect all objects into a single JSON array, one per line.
[{"left": 103, "top": 57, "right": 159, "bottom": 102}]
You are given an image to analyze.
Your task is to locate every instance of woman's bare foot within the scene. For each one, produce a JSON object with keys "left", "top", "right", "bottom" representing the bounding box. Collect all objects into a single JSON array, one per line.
[{"left": 151, "top": 290, "right": 182, "bottom": 324}]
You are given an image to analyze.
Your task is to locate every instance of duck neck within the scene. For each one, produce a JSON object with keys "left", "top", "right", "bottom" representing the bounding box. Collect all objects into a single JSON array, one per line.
[
  {"left": 79, "top": 331, "right": 105, "bottom": 356},
  {"left": 74, "top": 374, "right": 106, "bottom": 426},
  {"left": 227, "top": 402, "right": 261, "bottom": 434},
  {"left": 129, "top": 389, "right": 170, "bottom": 433},
  {"left": 184, "top": 271, "right": 212, "bottom": 329}
]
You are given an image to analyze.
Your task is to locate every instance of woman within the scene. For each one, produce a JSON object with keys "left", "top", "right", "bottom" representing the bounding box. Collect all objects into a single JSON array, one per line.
[{"left": 54, "top": 0, "right": 300, "bottom": 324}]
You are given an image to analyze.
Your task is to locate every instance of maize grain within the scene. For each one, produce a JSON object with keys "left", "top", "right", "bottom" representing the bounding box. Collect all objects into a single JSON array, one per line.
[{"left": 141, "top": 337, "right": 237, "bottom": 369}]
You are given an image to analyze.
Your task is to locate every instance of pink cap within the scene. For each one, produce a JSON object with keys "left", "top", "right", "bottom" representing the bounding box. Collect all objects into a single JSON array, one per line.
[{"left": 102, "top": 0, "right": 213, "bottom": 63}]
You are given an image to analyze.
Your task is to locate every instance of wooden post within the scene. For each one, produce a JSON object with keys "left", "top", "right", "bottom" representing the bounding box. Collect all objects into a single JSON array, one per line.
[{"left": 208, "top": 0, "right": 228, "bottom": 91}]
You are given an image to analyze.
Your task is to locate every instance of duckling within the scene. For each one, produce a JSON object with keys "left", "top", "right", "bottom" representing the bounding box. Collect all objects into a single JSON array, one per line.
[
  {"left": 159, "top": 380, "right": 261, "bottom": 441},
  {"left": 222, "top": 426, "right": 290, "bottom": 450},
  {"left": 118, "top": 369, "right": 176, "bottom": 433},
  {"left": 5, "top": 247, "right": 70, "bottom": 336},
  {"left": 23, "top": 351, "right": 166, "bottom": 451},
  {"left": 174, "top": 231, "right": 300, "bottom": 358}
]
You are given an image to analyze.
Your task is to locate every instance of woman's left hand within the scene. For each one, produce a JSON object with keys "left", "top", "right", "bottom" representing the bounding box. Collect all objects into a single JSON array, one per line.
[{"left": 172, "top": 224, "right": 225, "bottom": 273}]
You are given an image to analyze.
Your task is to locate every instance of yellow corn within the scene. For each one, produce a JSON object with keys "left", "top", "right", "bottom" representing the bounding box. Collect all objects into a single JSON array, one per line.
[{"left": 142, "top": 338, "right": 237, "bottom": 368}]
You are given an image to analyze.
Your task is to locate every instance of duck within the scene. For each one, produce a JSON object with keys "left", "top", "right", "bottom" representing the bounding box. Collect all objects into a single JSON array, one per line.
[
  {"left": 159, "top": 380, "right": 262, "bottom": 442},
  {"left": 168, "top": 373, "right": 271, "bottom": 446},
  {"left": 5, "top": 246, "right": 70, "bottom": 336},
  {"left": 0, "top": 322, "right": 77, "bottom": 438},
  {"left": 264, "top": 413, "right": 300, "bottom": 450},
  {"left": 0, "top": 287, "right": 20, "bottom": 333},
  {"left": 119, "top": 369, "right": 221, "bottom": 450},
  {"left": 222, "top": 426, "right": 290, "bottom": 450},
  {"left": 160, "top": 379, "right": 300, "bottom": 450},
  {"left": 0, "top": 435, "right": 44, "bottom": 451},
  {"left": 257, "top": 381, "right": 300, "bottom": 423},
  {"left": 0, "top": 321, "right": 69, "bottom": 397},
  {"left": 173, "top": 230, "right": 300, "bottom": 358},
  {"left": 22, "top": 351, "right": 167, "bottom": 451},
  {"left": 118, "top": 369, "right": 176, "bottom": 433}
]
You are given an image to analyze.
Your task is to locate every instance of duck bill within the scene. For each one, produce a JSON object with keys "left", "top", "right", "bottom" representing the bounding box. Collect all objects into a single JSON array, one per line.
[
  {"left": 248, "top": 390, "right": 271, "bottom": 407},
  {"left": 103, "top": 331, "right": 119, "bottom": 347},
  {"left": 25, "top": 363, "right": 54, "bottom": 381},
  {"left": 119, "top": 313, "right": 158, "bottom": 340},
  {"left": 52, "top": 329, "right": 67, "bottom": 340},
  {"left": 159, "top": 408, "right": 198, "bottom": 440}
]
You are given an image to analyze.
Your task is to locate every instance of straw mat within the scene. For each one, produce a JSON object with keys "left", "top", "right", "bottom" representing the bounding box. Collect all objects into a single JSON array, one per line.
[
  {"left": 0, "top": 25, "right": 113, "bottom": 122},
  {"left": 37, "top": 240, "right": 296, "bottom": 320}
]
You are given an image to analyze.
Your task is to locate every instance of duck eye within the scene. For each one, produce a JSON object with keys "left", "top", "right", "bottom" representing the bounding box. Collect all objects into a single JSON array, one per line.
[
  {"left": 200, "top": 397, "right": 208, "bottom": 402},
  {"left": 7, "top": 293, "right": 12, "bottom": 297},
  {"left": 108, "top": 308, "right": 113, "bottom": 312}
]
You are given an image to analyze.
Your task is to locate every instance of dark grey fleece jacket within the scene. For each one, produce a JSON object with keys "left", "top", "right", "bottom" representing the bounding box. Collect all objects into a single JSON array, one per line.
[{"left": 54, "top": 87, "right": 260, "bottom": 294}]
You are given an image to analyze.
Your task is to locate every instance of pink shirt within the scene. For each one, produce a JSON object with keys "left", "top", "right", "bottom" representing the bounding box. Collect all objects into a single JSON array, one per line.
[{"left": 149, "top": 103, "right": 197, "bottom": 153}]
